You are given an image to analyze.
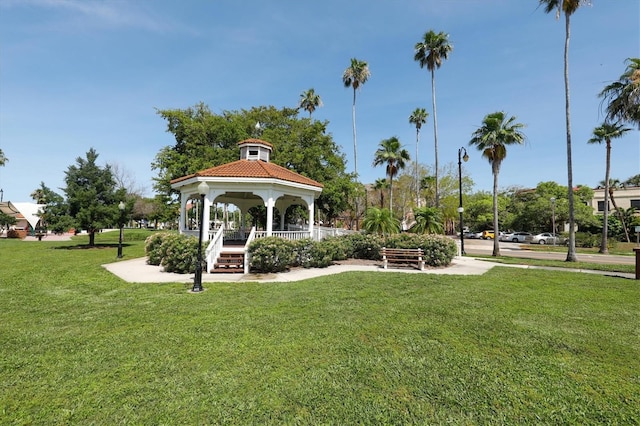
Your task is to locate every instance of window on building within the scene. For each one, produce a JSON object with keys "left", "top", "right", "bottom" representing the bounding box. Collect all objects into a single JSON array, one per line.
[
  {"left": 597, "top": 201, "right": 610, "bottom": 212},
  {"left": 631, "top": 199, "right": 640, "bottom": 209}
]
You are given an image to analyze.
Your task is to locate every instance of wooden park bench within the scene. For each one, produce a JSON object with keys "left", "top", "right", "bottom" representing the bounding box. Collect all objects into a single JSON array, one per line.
[{"left": 381, "top": 247, "right": 425, "bottom": 271}]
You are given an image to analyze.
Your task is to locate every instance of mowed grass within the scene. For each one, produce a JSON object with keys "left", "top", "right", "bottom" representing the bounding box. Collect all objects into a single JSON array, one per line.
[{"left": 1, "top": 233, "right": 639, "bottom": 424}]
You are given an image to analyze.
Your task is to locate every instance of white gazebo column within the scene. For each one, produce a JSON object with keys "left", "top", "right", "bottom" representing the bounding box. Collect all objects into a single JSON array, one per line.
[
  {"left": 279, "top": 209, "right": 286, "bottom": 231},
  {"left": 308, "top": 199, "right": 315, "bottom": 239},
  {"left": 179, "top": 192, "right": 189, "bottom": 234},
  {"left": 201, "top": 194, "right": 211, "bottom": 242},
  {"left": 265, "top": 194, "right": 275, "bottom": 237}
]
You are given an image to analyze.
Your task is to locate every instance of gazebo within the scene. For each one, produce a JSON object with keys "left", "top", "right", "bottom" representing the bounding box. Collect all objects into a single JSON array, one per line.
[{"left": 170, "top": 138, "right": 324, "bottom": 273}]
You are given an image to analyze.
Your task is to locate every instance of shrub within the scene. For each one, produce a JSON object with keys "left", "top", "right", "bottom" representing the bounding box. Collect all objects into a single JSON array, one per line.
[
  {"left": 248, "top": 237, "right": 296, "bottom": 273},
  {"left": 160, "top": 234, "right": 201, "bottom": 274},
  {"left": 292, "top": 239, "right": 316, "bottom": 268},
  {"left": 319, "top": 236, "right": 349, "bottom": 261},
  {"left": 384, "top": 233, "right": 457, "bottom": 267},
  {"left": 6, "top": 229, "right": 26, "bottom": 239},
  {"left": 145, "top": 232, "right": 172, "bottom": 265},
  {"left": 342, "top": 233, "right": 383, "bottom": 260},
  {"left": 575, "top": 232, "right": 599, "bottom": 248}
]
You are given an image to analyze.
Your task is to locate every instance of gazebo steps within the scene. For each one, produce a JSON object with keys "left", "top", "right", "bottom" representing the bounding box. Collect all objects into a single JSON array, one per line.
[{"left": 211, "top": 252, "right": 244, "bottom": 273}]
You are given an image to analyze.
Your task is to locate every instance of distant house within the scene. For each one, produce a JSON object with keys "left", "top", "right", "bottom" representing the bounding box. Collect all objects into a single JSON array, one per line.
[{"left": 589, "top": 185, "right": 640, "bottom": 214}]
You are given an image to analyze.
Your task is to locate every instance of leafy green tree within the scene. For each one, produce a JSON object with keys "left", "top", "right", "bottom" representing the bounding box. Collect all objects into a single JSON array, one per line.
[
  {"left": 588, "top": 122, "right": 631, "bottom": 252},
  {"left": 0, "top": 211, "right": 17, "bottom": 231},
  {"left": 469, "top": 111, "right": 526, "bottom": 256},
  {"left": 539, "top": 0, "right": 589, "bottom": 261},
  {"left": 298, "top": 88, "right": 323, "bottom": 117},
  {"left": 599, "top": 57, "right": 640, "bottom": 128},
  {"left": 410, "top": 206, "right": 443, "bottom": 234},
  {"left": 153, "top": 104, "right": 355, "bottom": 226},
  {"left": 362, "top": 207, "right": 400, "bottom": 236},
  {"left": 409, "top": 108, "right": 429, "bottom": 207},
  {"left": 64, "top": 148, "right": 121, "bottom": 246},
  {"left": 414, "top": 30, "right": 452, "bottom": 207},
  {"left": 31, "top": 182, "right": 74, "bottom": 234},
  {"left": 373, "top": 136, "right": 411, "bottom": 213},
  {"left": 0, "top": 148, "right": 7, "bottom": 167},
  {"left": 342, "top": 58, "right": 371, "bottom": 178}
]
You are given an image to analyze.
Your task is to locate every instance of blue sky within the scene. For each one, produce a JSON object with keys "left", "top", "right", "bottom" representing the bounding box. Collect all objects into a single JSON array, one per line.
[{"left": 1, "top": 0, "right": 638, "bottom": 203}]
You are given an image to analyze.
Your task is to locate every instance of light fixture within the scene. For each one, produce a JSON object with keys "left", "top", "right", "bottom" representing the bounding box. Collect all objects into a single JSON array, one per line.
[
  {"left": 458, "top": 147, "right": 469, "bottom": 255},
  {"left": 117, "top": 201, "right": 126, "bottom": 258}
]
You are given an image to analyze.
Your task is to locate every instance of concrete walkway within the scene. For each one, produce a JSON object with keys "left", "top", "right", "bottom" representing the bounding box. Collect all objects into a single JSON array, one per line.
[{"left": 102, "top": 256, "right": 635, "bottom": 284}]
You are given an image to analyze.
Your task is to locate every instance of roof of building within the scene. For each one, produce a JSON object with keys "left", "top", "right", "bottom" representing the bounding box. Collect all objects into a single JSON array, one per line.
[{"left": 170, "top": 159, "right": 324, "bottom": 188}]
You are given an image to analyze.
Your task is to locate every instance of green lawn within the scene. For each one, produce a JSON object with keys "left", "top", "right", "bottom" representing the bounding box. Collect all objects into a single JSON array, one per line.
[{"left": 1, "top": 233, "right": 639, "bottom": 424}]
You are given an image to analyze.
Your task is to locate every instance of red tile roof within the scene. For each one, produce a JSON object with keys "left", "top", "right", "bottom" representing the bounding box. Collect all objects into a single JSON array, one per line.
[{"left": 171, "top": 160, "right": 323, "bottom": 188}]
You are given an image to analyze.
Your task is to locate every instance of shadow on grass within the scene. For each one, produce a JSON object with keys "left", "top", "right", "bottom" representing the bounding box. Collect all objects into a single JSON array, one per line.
[{"left": 54, "top": 243, "right": 131, "bottom": 250}]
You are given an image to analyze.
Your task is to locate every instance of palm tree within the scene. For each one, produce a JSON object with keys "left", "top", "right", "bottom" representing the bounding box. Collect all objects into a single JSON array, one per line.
[
  {"left": 410, "top": 206, "right": 443, "bottom": 234},
  {"left": 373, "top": 178, "right": 389, "bottom": 209},
  {"left": 0, "top": 148, "right": 7, "bottom": 167},
  {"left": 588, "top": 122, "right": 631, "bottom": 253},
  {"left": 298, "top": 88, "right": 323, "bottom": 117},
  {"left": 342, "top": 58, "right": 371, "bottom": 179},
  {"left": 625, "top": 174, "right": 640, "bottom": 187},
  {"left": 373, "top": 136, "right": 411, "bottom": 213},
  {"left": 600, "top": 57, "right": 640, "bottom": 128},
  {"left": 409, "top": 108, "right": 429, "bottom": 208},
  {"left": 539, "top": 0, "right": 589, "bottom": 262},
  {"left": 414, "top": 30, "right": 452, "bottom": 208},
  {"left": 362, "top": 207, "right": 400, "bottom": 236},
  {"left": 469, "top": 111, "right": 526, "bottom": 257}
]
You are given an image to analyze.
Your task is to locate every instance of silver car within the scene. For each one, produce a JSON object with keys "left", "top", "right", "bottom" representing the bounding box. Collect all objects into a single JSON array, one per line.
[
  {"left": 499, "top": 231, "right": 532, "bottom": 243},
  {"left": 531, "top": 232, "right": 561, "bottom": 245}
]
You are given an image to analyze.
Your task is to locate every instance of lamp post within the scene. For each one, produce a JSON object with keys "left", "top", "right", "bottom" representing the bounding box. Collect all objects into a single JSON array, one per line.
[
  {"left": 117, "top": 201, "right": 125, "bottom": 258},
  {"left": 192, "top": 181, "right": 209, "bottom": 293},
  {"left": 550, "top": 197, "right": 556, "bottom": 246},
  {"left": 0, "top": 188, "right": 3, "bottom": 202},
  {"left": 458, "top": 147, "right": 469, "bottom": 255}
]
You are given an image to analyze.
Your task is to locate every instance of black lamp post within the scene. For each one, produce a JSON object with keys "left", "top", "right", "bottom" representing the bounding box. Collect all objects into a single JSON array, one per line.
[
  {"left": 458, "top": 147, "right": 469, "bottom": 255},
  {"left": 0, "top": 188, "right": 3, "bottom": 202},
  {"left": 117, "top": 201, "right": 125, "bottom": 258},
  {"left": 550, "top": 197, "right": 556, "bottom": 246},
  {"left": 192, "top": 181, "right": 209, "bottom": 293}
]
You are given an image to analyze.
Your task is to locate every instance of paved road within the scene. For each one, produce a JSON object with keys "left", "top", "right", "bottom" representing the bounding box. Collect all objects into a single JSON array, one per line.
[{"left": 462, "top": 238, "right": 635, "bottom": 266}]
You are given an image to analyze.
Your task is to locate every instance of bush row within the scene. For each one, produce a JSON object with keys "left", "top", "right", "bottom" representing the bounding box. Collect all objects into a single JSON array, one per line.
[
  {"left": 248, "top": 233, "right": 457, "bottom": 273},
  {"left": 144, "top": 232, "right": 458, "bottom": 275}
]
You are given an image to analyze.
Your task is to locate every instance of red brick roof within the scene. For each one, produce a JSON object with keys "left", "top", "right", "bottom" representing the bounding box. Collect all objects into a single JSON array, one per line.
[{"left": 171, "top": 160, "right": 323, "bottom": 188}]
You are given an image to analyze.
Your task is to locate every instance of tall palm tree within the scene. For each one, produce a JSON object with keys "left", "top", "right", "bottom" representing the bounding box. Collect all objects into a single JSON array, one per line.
[
  {"left": 469, "top": 111, "right": 526, "bottom": 257},
  {"left": 373, "top": 136, "right": 411, "bottom": 213},
  {"left": 298, "top": 88, "right": 323, "bottom": 117},
  {"left": 414, "top": 30, "right": 452, "bottom": 208},
  {"left": 600, "top": 57, "right": 640, "bottom": 128},
  {"left": 539, "top": 0, "right": 589, "bottom": 262},
  {"left": 588, "top": 122, "right": 631, "bottom": 253},
  {"left": 342, "top": 58, "right": 371, "bottom": 179},
  {"left": 373, "top": 178, "right": 389, "bottom": 209},
  {"left": 409, "top": 108, "right": 429, "bottom": 208}
]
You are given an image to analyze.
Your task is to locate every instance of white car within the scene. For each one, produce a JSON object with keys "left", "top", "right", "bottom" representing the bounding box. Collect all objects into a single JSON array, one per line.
[{"left": 531, "top": 233, "right": 561, "bottom": 245}]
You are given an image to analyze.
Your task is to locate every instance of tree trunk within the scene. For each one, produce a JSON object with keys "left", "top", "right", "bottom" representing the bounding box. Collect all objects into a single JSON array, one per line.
[
  {"left": 492, "top": 164, "right": 500, "bottom": 257},
  {"left": 415, "top": 128, "right": 420, "bottom": 208},
  {"left": 564, "top": 13, "right": 578, "bottom": 262},
  {"left": 599, "top": 140, "right": 611, "bottom": 254},
  {"left": 609, "top": 189, "right": 631, "bottom": 243},
  {"left": 431, "top": 69, "right": 439, "bottom": 208}
]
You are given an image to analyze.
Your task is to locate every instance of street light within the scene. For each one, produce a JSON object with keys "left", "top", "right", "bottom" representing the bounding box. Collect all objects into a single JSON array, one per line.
[
  {"left": 550, "top": 197, "right": 556, "bottom": 246},
  {"left": 458, "top": 147, "right": 469, "bottom": 255},
  {"left": 117, "top": 201, "right": 125, "bottom": 258},
  {"left": 0, "top": 188, "right": 3, "bottom": 202},
  {"left": 192, "top": 181, "right": 209, "bottom": 293}
]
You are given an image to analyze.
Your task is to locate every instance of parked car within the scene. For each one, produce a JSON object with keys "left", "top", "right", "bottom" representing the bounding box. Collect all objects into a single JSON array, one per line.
[
  {"left": 531, "top": 232, "right": 561, "bottom": 245},
  {"left": 481, "top": 230, "right": 495, "bottom": 240},
  {"left": 464, "top": 230, "right": 482, "bottom": 239},
  {"left": 499, "top": 231, "right": 532, "bottom": 243}
]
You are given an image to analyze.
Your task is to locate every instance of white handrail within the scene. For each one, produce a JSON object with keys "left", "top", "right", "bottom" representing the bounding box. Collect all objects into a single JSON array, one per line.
[
  {"left": 205, "top": 224, "right": 225, "bottom": 273},
  {"left": 243, "top": 226, "right": 256, "bottom": 274}
]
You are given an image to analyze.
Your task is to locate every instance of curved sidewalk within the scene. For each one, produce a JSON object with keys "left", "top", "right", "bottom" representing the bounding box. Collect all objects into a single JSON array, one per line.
[
  {"left": 102, "top": 256, "right": 635, "bottom": 284},
  {"left": 103, "top": 256, "right": 501, "bottom": 284}
]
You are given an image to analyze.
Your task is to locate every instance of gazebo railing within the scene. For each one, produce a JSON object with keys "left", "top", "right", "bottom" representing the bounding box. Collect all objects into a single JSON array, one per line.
[
  {"left": 243, "top": 226, "right": 256, "bottom": 274},
  {"left": 204, "top": 225, "right": 225, "bottom": 273},
  {"left": 254, "top": 230, "right": 310, "bottom": 240}
]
